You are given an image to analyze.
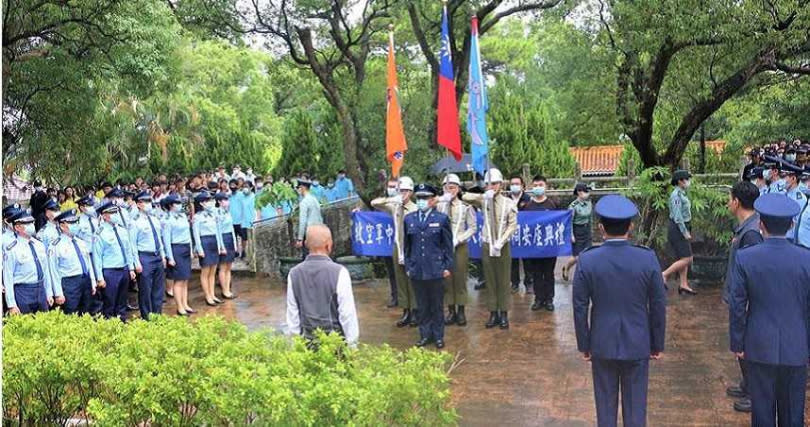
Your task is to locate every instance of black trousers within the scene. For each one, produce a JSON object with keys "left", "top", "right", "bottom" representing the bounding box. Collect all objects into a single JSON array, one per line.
[
  {"left": 592, "top": 358, "right": 649, "bottom": 427},
  {"left": 747, "top": 361, "right": 806, "bottom": 427},
  {"left": 412, "top": 279, "right": 445, "bottom": 341},
  {"left": 526, "top": 257, "right": 557, "bottom": 304}
]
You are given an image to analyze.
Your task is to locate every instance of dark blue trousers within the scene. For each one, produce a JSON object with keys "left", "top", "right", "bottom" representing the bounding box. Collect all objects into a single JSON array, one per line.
[
  {"left": 61, "top": 274, "right": 92, "bottom": 315},
  {"left": 101, "top": 268, "right": 129, "bottom": 321},
  {"left": 591, "top": 358, "right": 649, "bottom": 427},
  {"left": 412, "top": 279, "right": 445, "bottom": 341},
  {"left": 14, "top": 282, "right": 49, "bottom": 314},
  {"left": 747, "top": 361, "right": 807, "bottom": 427},
  {"left": 137, "top": 253, "right": 165, "bottom": 320},
  {"left": 87, "top": 254, "right": 104, "bottom": 315}
]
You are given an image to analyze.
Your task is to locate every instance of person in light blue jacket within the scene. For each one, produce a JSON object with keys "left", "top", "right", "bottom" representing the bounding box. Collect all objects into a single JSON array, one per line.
[
  {"left": 215, "top": 192, "right": 238, "bottom": 300},
  {"left": 193, "top": 192, "right": 224, "bottom": 306},
  {"left": 239, "top": 181, "right": 257, "bottom": 261}
]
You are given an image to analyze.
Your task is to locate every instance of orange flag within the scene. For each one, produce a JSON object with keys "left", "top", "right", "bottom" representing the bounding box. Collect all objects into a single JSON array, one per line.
[{"left": 386, "top": 30, "right": 407, "bottom": 178}]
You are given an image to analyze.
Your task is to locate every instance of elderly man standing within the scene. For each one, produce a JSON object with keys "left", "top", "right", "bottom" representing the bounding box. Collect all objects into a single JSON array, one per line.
[{"left": 286, "top": 225, "right": 359, "bottom": 346}]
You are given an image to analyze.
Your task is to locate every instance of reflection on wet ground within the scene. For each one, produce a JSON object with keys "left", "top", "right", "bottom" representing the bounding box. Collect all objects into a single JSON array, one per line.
[{"left": 165, "top": 264, "right": 787, "bottom": 426}]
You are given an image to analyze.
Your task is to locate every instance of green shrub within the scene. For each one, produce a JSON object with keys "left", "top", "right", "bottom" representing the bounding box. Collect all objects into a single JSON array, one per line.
[{"left": 3, "top": 312, "right": 457, "bottom": 426}]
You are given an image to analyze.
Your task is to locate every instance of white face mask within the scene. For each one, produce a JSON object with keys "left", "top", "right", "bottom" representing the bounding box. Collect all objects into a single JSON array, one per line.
[
  {"left": 387, "top": 187, "right": 398, "bottom": 197},
  {"left": 683, "top": 180, "right": 691, "bottom": 189},
  {"left": 530, "top": 186, "right": 545, "bottom": 198},
  {"left": 510, "top": 185, "right": 522, "bottom": 194},
  {"left": 171, "top": 204, "right": 182, "bottom": 213},
  {"left": 22, "top": 224, "right": 35, "bottom": 236}
]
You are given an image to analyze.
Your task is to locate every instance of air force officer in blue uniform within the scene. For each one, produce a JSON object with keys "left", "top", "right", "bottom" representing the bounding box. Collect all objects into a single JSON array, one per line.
[
  {"left": 404, "top": 184, "right": 454, "bottom": 349},
  {"left": 729, "top": 193, "right": 810, "bottom": 427},
  {"left": 573, "top": 195, "right": 667, "bottom": 427}
]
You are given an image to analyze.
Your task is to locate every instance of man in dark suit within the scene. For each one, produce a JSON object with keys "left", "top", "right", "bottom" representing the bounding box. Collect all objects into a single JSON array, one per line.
[
  {"left": 729, "top": 193, "right": 810, "bottom": 427},
  {"left": 573, "top": 194, "right": 667, "bottom": 427},
  {"left": 404, "top": 183, "right": 454, "bottom": 349},
  {"left": 29, "top": 180, "right": 49, "bottom": 232}
]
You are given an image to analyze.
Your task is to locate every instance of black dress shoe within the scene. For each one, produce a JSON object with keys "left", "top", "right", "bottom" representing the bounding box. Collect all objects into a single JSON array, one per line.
[
  {"left": 545, "top": 302, "right": 555, "bottom": 312},
  {"left": 511, "top": 284, "right": 519, "bottom": 294},
  {"left": 395, "top": 309, "right": 410, "bottom": 328},
  {"left": 186, "top": 308, "right": 196, "bottom": 314},
  {"left": 126, "top": 304, "right": 138, "bottom": 311},
  {"left": 456, "top": 306, "right": 467, "bottom": 326},
  {"left": 531, "top": 301, "right": 542, "bottom": 311},
  {"left": 734, "top": 398, "right": 752, "bottom": 413},
  {"left": 435, "top": 340, "right": 445, "bottom": 349},
  {"left": 726, "top": 385, "right": 747, "bottom": 398},
  {"left": 499, "top": 311, "right": 509, "bottom": 329},
  {"left": 176, "top": 311, "right": 189, "bottom": 317},
  {"left": 222, "top": 294, "right": 236, "bottom": 300},
  {"left": 205, "top": 300, "right": 218, "bottom": 307},
  {"left": 416, "top": 337, "right": 433, "bottom": 347},
  {"left": 474, "top": 281, "right": 486, "bottom": 290},
  {"left": 678, "top": 287, "right": 698, "bottom": 296},
  {"left": 445, "top": 306, "right": 457, "bottom": 325},
  {"left": 485, "top": 311, "right": 500, "bottom": 328},
  {"left": 386, "top": 299, "right": 399, "bottom": 308},
  {"left": 213, "top": 297, "right": 224, "bottom": 304},
  {"left": 408, "top": 309, "right": 419, "bottom": 327}
]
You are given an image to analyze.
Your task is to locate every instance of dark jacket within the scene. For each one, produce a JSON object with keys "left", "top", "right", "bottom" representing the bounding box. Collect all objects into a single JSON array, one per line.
[
  {"left": 723, "top": 212, "right": 763, "bottom": 303},
  {"left": 573, "top": 240, "right": 667, "bottom": 360},
  {"left": 403, "top": 209, "right": 454, "bottom": 281},
  {"left": 729, "top": 238, "right": 810, "bottom": 366}
]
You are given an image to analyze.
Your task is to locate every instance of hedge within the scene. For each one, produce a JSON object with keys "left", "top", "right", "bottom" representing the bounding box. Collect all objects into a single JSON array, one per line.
[{"left": 2, "top": 312, "right": 457, "bottom": 426}]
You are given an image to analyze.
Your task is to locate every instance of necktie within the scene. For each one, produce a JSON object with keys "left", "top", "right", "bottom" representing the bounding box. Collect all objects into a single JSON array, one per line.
[
  {"left": 71, "top": 238, "right": 88, "bottom": 275},
  {"left": 112, "top": 226, "right": 127, "bottom": 263},
  {"left": 119, "top": 211, "right": 127, "bottom": 228},
  {"left": 88, "top": 216, "right": 96, "bottom": 233},
  {"left": 28, "top": 241, "right": 44, "bottom": 282},
  {"left": 147, "top": 216, "right": 160, "bottom": 252}
]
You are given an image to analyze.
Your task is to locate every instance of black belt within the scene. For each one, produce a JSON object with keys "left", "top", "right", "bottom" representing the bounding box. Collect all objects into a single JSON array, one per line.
[
  {"left": 139, "top": 251, "right": 160, "bottom": 257},
  {"left": 63, "top": 274, "right": 89, "bottom": 280},
  {"left": 103, "top": 267, "right": 126, "bottom": 271},
  {"left": 14, "top": 281, "right": 43, "bottom": 288}
]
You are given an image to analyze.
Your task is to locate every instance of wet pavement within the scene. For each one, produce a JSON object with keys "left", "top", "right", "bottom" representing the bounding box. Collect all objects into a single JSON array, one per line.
[{"left": 165, "top": 261, "right": 802, "bottom": 426}]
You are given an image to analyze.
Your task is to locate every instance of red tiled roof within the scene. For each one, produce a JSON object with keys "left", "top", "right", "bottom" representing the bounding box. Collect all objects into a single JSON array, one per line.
[{"left": 569, "top": 140, "right": 727, "bottom": 176}]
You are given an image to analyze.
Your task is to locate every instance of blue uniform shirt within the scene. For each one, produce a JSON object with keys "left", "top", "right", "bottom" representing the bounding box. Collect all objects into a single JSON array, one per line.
[
  {"left": 162, "top": 211, "right": 192, "bottom": 264},
  {"left": 403, "top": 209, "right": 454, "bottom": 281},
  {"left": 240, "top": 192, "right": 256, "bottom": 229},
  {"left": 3, "top": 236, "right": 57, "bottom": 308},
  {"left": 573, "top": 240, "right": 667, "bottom": 360},
  {"left": 76, "top": 213, "right": 98, "bottom": 249},
  {"left": 129, "top": 210, "right": 165, "bottom": 264},
  {"left": 769, "top": 179, "right": 787, "bottom": 195},
  {"left": 37, "top": 221, "right": 59, "bottom": 249},
  {"left": 729, "top": 238, "right": 810, "bottom": 366},
  {"left": 333, "top": 176, "right": 354, "bottom": 199},
  {"left": 192, "top": 209, "right": 223, "bottom": 255},
  {"left": 92, "top": 221, "right": 136, "bottom": 278},
  {"left": 217, "top": 207, "right": 238, "bottom": 241},
  {"left": 785, "top": 186, "right": 807, "bottom": 239},
  {"left": 230, "top": 191, "right": 245, "bottom": 226},
  {"left": 2, "top": 228, "right": 15, "bottom": 247},
  {"left": 48, "top": 234, "right": 97, "bottom": 289},
  {"left": 796, "top": 200, "right": 810, "bottom": 248}
]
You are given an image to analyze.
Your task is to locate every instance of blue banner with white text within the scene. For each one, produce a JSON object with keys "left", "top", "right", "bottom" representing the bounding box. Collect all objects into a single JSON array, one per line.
[{"left": 351, "top": 210, "right": 572, "bottom": 258}]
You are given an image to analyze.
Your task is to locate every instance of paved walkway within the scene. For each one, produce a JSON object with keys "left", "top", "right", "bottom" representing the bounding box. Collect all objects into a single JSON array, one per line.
[{"left": 166, "top": 270, "right": 800, "bottom": 426}]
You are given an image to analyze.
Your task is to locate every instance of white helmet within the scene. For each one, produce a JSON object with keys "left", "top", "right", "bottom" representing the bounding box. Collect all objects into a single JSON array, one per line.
[
  {"left": 484, "top": 168, "right": 503, "bottom": 183},
  {"left": 442, "top": 174, "right": 461, "bottom": 186},
  {"left": 398, "top": 176, "right": 414, "bottom": 191}
]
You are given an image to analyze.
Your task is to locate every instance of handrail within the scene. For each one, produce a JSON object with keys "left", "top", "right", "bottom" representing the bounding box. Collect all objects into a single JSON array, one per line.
[{"left": 252, "top": 195, "right": 360, "bottom": 226}]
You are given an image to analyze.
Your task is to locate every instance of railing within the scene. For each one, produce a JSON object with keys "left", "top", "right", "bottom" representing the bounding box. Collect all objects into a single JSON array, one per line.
[{"left": 252, "top": 195, "right": 360, "bottom": 226}]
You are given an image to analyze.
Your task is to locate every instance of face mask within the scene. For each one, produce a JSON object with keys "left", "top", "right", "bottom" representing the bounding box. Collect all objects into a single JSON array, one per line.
[
  {"left": 580, "top": 192, "right": 590, "bottom": 200},
  {"left": 256, "top": 183, "right": 263, "bottom": 191},
  {"left": 220, "top": 201, "right": 230, "bottom": 209},
  {"left": 387, "top": 188, "right": 398, "bottom": 197},
  {"left": 23, "top": 224, "right": 35, "bottom": 236},
  {"left": 171, "top": 204, "right": 183, "bottom": 213},
  {"left": 763, "top": 169, "right": 771, "bottom": 181},
  {"left": 338, "top": 174, "right": 345, "bottom": 180},
  {"left": 68, "top": 223, "right": 81, "bottom": 235},
  {"left": 143, "top": 203, "right": 154, "bottom": 213},
  {"left": 109, "top": 215, "right": 123, "bottom": 227},
  {"left": 416, "top": 199, "right": 430, "bottom": 212},
  {"left": 83, "top": 206, "right": 96, "bottom": 216},
  {"left": 229, "top": 186, "right": 237, "bottom": 192},
  {"left": 313, "top": 181, "right": 320, "bottom": 186},
  {"left": 530, "top": 187, "right": 545, "bottom": 197},
  {"left": 786, "top": 154, "right": 797, "bottom": 162},
  {"left": 509, "top": 185, "right": 522, "bottom": 194},
  {"left": 203, "top": 201, "right": 215, "bottom": 210},
  {"left": 683, "top": 180, "right": 691, "bottom": 189},
  {"left": 242, "top": 188, "right": 250, "bottom": 195}
]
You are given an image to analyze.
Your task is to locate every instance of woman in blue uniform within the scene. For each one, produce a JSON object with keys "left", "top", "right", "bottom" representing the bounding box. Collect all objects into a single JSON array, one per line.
[
  {"left": 192, "top": 192, "right": 224, "bottom": 306},
  {"left": 162, "top": 195, "right": 195, "bottom": 315},
  {"left": 663, "top": 169, "right": 697, "bottom": 295},
  {"left": 215, "top": 193, "right": 238, "bottom": 299}
]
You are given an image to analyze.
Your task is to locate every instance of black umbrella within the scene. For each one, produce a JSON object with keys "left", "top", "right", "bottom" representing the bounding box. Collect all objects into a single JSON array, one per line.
[{"left": 430, "top": 153, "right": 498, "bottom": 175}]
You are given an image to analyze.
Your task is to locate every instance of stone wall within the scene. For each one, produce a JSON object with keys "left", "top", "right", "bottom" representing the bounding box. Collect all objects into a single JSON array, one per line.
[{"left": 252, "top": 197, "right": 361, "bottom": 278}]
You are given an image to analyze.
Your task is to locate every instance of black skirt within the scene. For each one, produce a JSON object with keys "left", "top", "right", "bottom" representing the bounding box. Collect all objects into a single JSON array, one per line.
[
  {"left": 168, "top": 244, "right": 192, "bottom": 280},
  {"left": 572, "top": 223, "right": 592, "bottom": 256},
  {"left": 199, "top": 235, "right": 220, "bottom": 267},
  {"left": 667, "top": 220, "right": 692, "bottom": 259},
  {"left": 220, "top": 233, "right": 236, "bottom": 264}
]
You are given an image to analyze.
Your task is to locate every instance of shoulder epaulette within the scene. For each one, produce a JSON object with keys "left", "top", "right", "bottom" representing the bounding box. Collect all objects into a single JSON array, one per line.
[
  {"left": 53, "top": 237, "right": 62, "bottom": 246},
  {"left": 5, "top": 240, "right": 17, "bottom": 250}
]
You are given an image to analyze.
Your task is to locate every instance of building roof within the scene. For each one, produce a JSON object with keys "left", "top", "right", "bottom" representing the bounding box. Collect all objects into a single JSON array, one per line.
[{"left": 569, "top": 140, "right": 727, "bottom": 176}]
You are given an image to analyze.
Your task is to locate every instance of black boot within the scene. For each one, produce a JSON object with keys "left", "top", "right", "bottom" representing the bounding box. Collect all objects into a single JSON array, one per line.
[
  {"left": 396, "top": 309, "right": 410, "bottom": 327},
  {"left": 474, "top": 279, "right": 486, "bottom": 290},
  {"left": 445, "top": 306, "right": 457, "bottom": 325},
  {"left": 409, "top": 309, "right": 419, "bottom": 327},
  {"left": 485, "top": 311, "right": 500, "bottom": 328},
  {"left": 499, "top": 311, "right": 509, "bottom": 329},
  {"left": 456, "top": 305, "right": 467, "bottom": 326}
]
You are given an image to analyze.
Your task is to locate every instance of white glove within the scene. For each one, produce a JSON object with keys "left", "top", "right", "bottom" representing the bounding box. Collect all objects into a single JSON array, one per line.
[
  {"left": 483, "top": 189, "right": 496, "bottom": 200},
  {"left": 398, "top": 256, "right": 405, "bottom": 265},
  {"left": 493, "top": 241, "right": 503, "bottom": 252},
  {"left": 392, "top": 194, "right": 404, "bottom": 204},
  {"left": 439, "top": 194, "right": 453, "bottom": 203},
  {"left": 452, "top": 239, "right": 459, "bottom": 248}
]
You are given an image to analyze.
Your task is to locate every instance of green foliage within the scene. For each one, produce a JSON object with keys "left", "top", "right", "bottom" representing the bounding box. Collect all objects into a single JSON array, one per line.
[
  {"left": 256, "top": 181, "right": 299, "bottom": 211},
  {"left": 3, "top": 312, "right": 458, "bottom": 426}
]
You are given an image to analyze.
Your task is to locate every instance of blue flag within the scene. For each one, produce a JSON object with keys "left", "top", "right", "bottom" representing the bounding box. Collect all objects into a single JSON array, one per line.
[{"left": 466, "top": 16, "right": 489, "bottom": 176}]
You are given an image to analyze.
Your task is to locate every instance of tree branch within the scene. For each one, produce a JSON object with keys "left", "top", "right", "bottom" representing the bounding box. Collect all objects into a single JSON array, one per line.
[{"left": 480, "top": 0, "right": 563, "bottom": 34}]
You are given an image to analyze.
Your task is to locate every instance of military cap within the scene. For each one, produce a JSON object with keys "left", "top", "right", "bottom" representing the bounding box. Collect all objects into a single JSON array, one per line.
[
  {"left": 9, "top": 209, "right": 34, "bottom": 224},
  {"left": 755, "top": 193, "right": 801, "bottom": 222},
  {"left": 76, "top": 195, "right": 95, "bottom": 206},
  {"left": 161, "top": 194, "right": 182, "bottom": 206},
  {"left": 670, "top": 170, "right": 692, "bottom": 186},
  {"left": 54, "top": 209, "right": 79, "bottom": 223},
  {"left": 442, "top": 174, "right": 462, "bottom": 186},
  {"left": 398, "top": 176, "right": 415, "bottom": 191},
  {"left": 97, "top": 201, "right": 119, "bottom": 214},
  {"left": 746, "top": 166, "right": 765, "bottom": 180},
  {"left": 414, "top": 183, "right": 438, "bottom": 197},
  {"left": 595, "top": 194, "right": 639, "bottom": 220},
  {"left": 108, "top": 188, "right": 125, "bottom": 198},
  {"left": 134, "top": 190, "right": 153, "bottom": 202},
  {"left": 194, "top": 191, "right": 213, "bottom": 203},
  {"left": 43, "top": 199, "right": 60, "bottom": 212},
  {"left": 214, "top": 192, "right": 229, "bottom": 201},
  {"left": 3, "top": 203, "right": 22, "bottom": 219},
  {"left": 296, "top": 178, "right": 312, "bottom": 188}
]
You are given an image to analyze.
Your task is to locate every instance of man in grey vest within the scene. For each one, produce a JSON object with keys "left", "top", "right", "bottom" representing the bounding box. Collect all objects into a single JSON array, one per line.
[{"left": 286, "top": 225, "right": 359, "bottom": 346}]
